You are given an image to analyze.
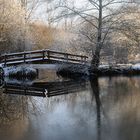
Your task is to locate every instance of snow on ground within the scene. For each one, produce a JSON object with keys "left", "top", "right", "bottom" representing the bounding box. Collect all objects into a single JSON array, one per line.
[
  {"left": 1, "top": 63, "right": 140, "bottom": 77},
  {"left": 27, "top": 64, "right": 58, "bottom": 70},
  {"left": 0, "top": 64, "right": 3, "bottom": 68},
  {"left": 132, "top": 63, "right": 140, "bottom": 70},
  {"left": 4, "top": 77, "right": 35, "bottom": 85},
  {"left": 3, "top": 65, "right": 37, "bottom": 76}
]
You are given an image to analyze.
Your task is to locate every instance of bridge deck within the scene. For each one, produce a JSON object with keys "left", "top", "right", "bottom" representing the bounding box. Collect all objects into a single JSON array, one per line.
[{"left": 0, "top": 49, "right": 88, "bottom": 66}]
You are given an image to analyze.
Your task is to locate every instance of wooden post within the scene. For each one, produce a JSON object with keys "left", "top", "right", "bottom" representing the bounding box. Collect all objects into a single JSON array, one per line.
[
  {"left": 84, "top": 57, "right": 87, "bottom": 63},
  {"left": 42, "top": 50, "right": 45, "bottom": 60},
  {"left": 81, "top": 56, "right": 86, "bottom": 64},
  {"left": 65, "top": 54, "right": 68, "bottom": 62},
  {"left": 24, "top": 52, "right": 26, "bottom": 63},
  {"left": 0, "top": 55, "right": 2, "bottom": 63},
  {"left": 83, "top": 56, "right": 86, "bottom": 63},
  {"left": 4, "top": 53, "right": 7, "bottom": 67},
  {"left": 81, "top": 56, "right": 83, "bottom": 63},
  {"left": 24, "top": 89, "right": 26, "bottom": 95},
  {"left": 47, "top": 51, "right": 50, "bottom": 59}
]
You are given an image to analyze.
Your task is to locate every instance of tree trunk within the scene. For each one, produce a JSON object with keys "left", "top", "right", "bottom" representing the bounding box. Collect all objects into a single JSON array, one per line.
[
  {"left": 91, "top": 42, "right": 102, "bottom": 68},
  {"left": 91, "top": 0, "right": 102, "bottom": 69}
]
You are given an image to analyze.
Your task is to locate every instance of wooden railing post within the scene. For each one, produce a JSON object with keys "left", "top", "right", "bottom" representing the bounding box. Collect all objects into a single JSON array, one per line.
[
  {"left": 64, "top": 54, "right": 68, "bottom": 62},
  {"left": 47, "top": 51, "right": 50, "bottom": 59},
  {"left": 84, "top": 56, "right": 87, "bottom": 63},
  {"left": 42, "top": 50, "right": 45, "bottom": 60},
  {"left": 81, "top": 56, "right": 87, "bottom": 64},
  {"left": 4, "top": 53, "right": 7, "bottom": 66},
  {"left": 0, "top": 55, "right": 2, "bottom": 63},
  {"left": 81, "top": 56, "right": 83, "bottom": 63},
  {"left": 24, "top": 52, "right": 26, "bottom": 63}
]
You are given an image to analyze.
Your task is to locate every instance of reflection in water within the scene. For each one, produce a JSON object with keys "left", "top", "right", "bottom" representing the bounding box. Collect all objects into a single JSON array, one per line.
[
  {"left": 0, "top": 75, "right": 140, "bottom": 140},
  {"left": 90, "top": 77, "right": 101, "bottom": 140},
  {"left": 0, "top": 90, "right": 29, "bottom": 140},
  {"left": 2, "top": 79, "right": 89, "bottom": 98}
]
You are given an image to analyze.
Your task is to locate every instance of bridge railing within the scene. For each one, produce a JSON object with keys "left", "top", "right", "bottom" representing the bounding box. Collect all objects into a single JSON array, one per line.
[{"left": 0, "top": 49, "right": 88, "bottom": 66}]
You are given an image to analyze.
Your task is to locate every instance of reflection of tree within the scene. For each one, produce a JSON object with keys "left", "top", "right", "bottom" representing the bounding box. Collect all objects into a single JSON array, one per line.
[
  {"left": 0, "top": 92, "right": 28, "bottom": 124},
  {"left": 0, "top": 79, "right": 30, "bottom": 125},
  {"left": 90, "top": 77, "right": 101, "bottom": 140},
  {"left": 0, "top": 78, "right": 89, "bottom": 122},
  {"left": 0, "top": 90, "right": 31, "bottom": 140},
  {"left": 2, "top": 76, "right": 140, "bottom": 140},
  {"left": 98, "top": 77, "right": 140, "bottom": 140}
]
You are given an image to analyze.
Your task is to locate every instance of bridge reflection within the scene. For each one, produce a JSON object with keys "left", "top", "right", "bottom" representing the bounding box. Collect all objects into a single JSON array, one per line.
[{"left": 2, "top": 79, "right": 89, "bottom": 98}]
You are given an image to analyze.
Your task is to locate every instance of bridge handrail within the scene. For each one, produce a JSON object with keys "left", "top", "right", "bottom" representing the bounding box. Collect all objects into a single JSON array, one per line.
[
  {"left": 0, "top": 49, "right": 88, "bottom": 65},
  {"left": 0, "top": 50, "right": 45, "bottom": 58},
  {"left": 47, "top": 50, "right": 88, "bottom": 58},
  {"left": 0, "top": 49, "right": 88, "bottom": 58}
]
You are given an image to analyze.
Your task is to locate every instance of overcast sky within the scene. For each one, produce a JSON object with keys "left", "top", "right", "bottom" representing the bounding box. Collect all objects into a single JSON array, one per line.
[
  {"left": 31, "top": 0, "right": 135, "bottom": 25},
  {"left": 31, "top": 0, "right": 87, "bottom": 22}
]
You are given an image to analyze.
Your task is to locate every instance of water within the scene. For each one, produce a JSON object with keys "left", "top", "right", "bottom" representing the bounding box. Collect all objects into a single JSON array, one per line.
[{"left": 0, "top": 69, "right": 140, "bottom": 140}]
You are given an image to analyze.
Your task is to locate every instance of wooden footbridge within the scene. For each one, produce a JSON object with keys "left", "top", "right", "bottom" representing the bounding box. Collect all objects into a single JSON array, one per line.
[{"left": 0, "top": 49, "right": 88, "bottom": 66}]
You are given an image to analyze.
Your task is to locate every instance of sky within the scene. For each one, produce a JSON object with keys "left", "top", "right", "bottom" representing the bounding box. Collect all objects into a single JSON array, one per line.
[
  {"left": 30, "top": 0, "right": 135, "bottom": 26},
  {"left": 31, "top": 0, "right": 87, "bottom": 22}
]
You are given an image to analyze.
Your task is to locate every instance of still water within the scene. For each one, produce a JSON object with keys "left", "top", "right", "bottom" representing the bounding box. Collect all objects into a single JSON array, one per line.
[{"left": 0, "top": 69, "right": 140, "bottom": 140}]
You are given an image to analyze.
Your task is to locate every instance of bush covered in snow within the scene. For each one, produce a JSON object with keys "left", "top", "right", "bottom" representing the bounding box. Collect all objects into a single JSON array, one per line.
[{"left": 4, "top": 66, "right": 37, "bottom": 79}]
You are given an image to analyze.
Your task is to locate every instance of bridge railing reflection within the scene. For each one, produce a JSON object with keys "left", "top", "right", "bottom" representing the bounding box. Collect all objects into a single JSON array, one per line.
[{"left": 2, "top": 79, "right": 89, "bottom": 98}]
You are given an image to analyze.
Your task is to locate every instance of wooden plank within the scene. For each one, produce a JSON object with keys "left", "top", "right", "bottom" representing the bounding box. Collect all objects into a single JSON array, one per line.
[
  {"left": 47, "top": 87, "right": 88, "bottom": 97},
  {"left": 5, "top": 85, "right": 45, "bottom": 92},
  {"left": 3, "top": 56, "right": 44, "bottom": 63},
  {"left": 4, "top": 90, "right": 46, "bottom": 97},
  {"left": 4, "top": 54, "right": 7, "bottom": 66},
  {"left": 49, "top": 55, "right": 86, "bottom": 63},
  {"left": 48, "top": 50, "right": 88, "bottom": 58},
  {"left": 4, "top": 56, "right": 86, "bottom": 64},
  {"left": 1, "top": 50, "right": 43, "bottom": 57}
]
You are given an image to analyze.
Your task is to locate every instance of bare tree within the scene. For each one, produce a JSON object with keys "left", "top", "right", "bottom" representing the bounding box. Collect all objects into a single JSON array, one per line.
[{"left": 48, "top": 0, "right": 140, "bottom": 68}]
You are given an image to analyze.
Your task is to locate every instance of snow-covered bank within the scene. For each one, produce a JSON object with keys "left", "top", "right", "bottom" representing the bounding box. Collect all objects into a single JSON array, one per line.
[
  {"left": 132, "top": 63, "right": 140, "bottom": 70},
  {"left": 4, "top": 77, "right": 35, "bottom": 86},
  {"left": 99, "top": 63, "right": 140, "bottom": 70},
  {"left": 57, "top": 64, "right": 89, "bottom": 78},
  {"left": 3, "top": 66, "right": 38, "bottom": 79},
  {"left": 57, "top": 63, "right": 140, "bottom": 78},
  {"left": 0, "top": 64, "right": 4, "bottom": 77},
  {"left": 93, "top": 63, "right": 140, "bottom": 76}
]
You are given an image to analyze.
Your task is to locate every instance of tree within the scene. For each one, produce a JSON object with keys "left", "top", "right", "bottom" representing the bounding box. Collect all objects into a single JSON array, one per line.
[
  {"left": 0, "top": 0, "right": 25, "bottom": 52},
  {"left": 48, "top": 0, "right": 140, "bottom": 68},
  {"left": 20, "top": 0, "right": 41, "bottom": 50}
]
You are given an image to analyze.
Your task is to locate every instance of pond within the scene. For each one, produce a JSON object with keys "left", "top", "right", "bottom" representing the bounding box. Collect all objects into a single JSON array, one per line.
[{"left": 0, "top": 67, "right": 140, "bottom": 140}]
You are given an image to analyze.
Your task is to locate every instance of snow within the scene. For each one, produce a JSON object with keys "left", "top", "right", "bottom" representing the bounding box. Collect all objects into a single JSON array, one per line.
[
  {"left": 1, "top": 63, "right": 140, "bottom": 78},
  {"left": 3, "top": 66, "right": 37, "bottom": 76},
  {"left": 4, "top": 77, "right": 35, "bottom": 85},
  {"left": 0, "top": 64, "right": 3, "bottom": 68},
  {"left": 27, "top": 64, "right": 58, "bottom": 70},
  {"left": 132, "top": 63, "right": 140, "bottom": 70},
  {"left": 99, "top": 65, "right": 109, "bottom": 68}
]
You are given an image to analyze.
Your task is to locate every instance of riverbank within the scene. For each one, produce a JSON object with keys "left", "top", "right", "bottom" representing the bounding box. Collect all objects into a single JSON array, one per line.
[
  {"left": 0, "top": 63, "right": 140, "bottom": 79},
  {"left": 3, "top": 66, "right": 38, "bottom": 79},
  {"left": 57, "top": 63, "right": 140, "bottom": 78}
]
